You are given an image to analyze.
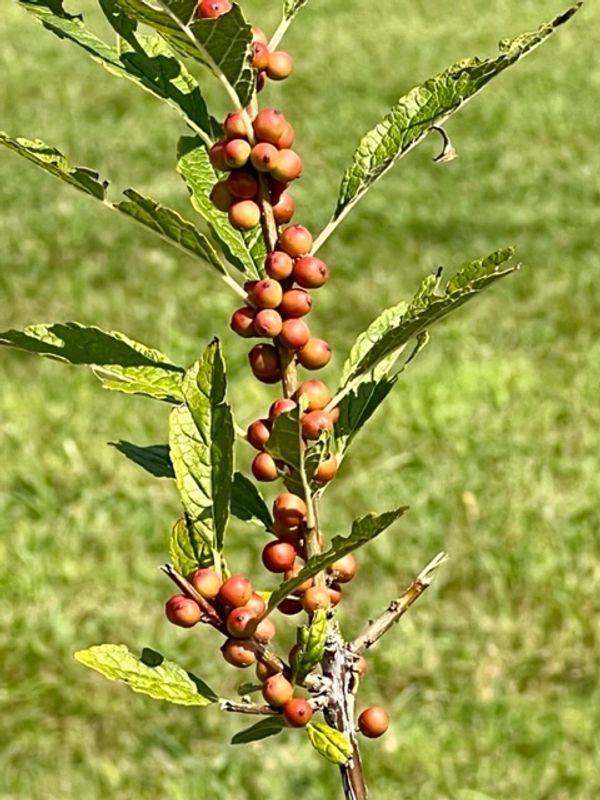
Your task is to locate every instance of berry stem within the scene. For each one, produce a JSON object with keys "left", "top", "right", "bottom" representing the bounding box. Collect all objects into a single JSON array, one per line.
[
  {"left": 268, "top": 17, "right": 292, "bottom": 52},
  {"left": 160, "top": 563, "right": 223, "bottom": 628}
]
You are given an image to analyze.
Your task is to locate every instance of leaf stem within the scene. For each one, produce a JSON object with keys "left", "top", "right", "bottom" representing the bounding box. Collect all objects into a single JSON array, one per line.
[{"left": 268, "top": 16, "right": 292, "bottom": 52}]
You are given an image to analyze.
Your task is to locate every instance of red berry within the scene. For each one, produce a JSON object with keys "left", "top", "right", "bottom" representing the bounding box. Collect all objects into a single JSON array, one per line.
[
  {"left": 273, "top": 493, "right": 307, "bottom": 527},
  {"left": 254, "top": 616, "right": 277, "bottom": 643},
  {"left": 279, "top": 289, "right": 312, "bottom": 319},
  {"left": 190, "top": 568, "right": 221, "bottom": 599},
  {"left": 165, "top": 595, "right": 201, "bottom": 628},
  {"left": 251, "top": 451, "right": 279, "bottom": 482},
  {"left": 262, "top": 674, "right": 294, "bottom": 707},
  {"left": 246, "top": 418, "right": 271, "bottom": 450},
  {"left": 218, "top": 575, "right": 253, "bottom": 608},
  {"left": 279, "top": 318, "right": 310, "bottom": 350},
  {"left": 273, "top": 519, "right": 302, "bottom": 544},
  {"left": 293, "top": 256, "right": 330, "bottom": 289},
  {"left": 250, "top": 278, "right": 284, "bottom": 309},
  {"left": 256, "top": 71, "right": 266, "bottom": 93},
  {"left": 266, "top": 51, "right": 294, "bottom": 81},
  {"left": 358, "top": 706, "right": 390, "bottom": 738},
  {"left": 251, "top": 25, "right": 268, "bottom": 46},
  {"left": 254, "top": 308, "right": 283, "bottom": 338},
  {"left": 222, "top": 638, "right": 256, "bottom": 668},
  {"left": 210, "top": 180, "right": 233, "bottom": 212},
  {"left": 252, "top": 42, "right": 270, "bottom": 70},
  {"left": 248, "top": 343, "right": 282, "bottom": 384},
  {"left": 283, "top": 698, "right": 313, "bottom": 727},
  {"left": 223, "top": 111, "right": 248, "bottom": 140},
  {"left": 209, "top": 141, "right": 228, "bottom": 171},
  {"left": 271, "top": 150, "right": 303, "bottom": 183},
  {"left": 269, "top": 179, "right": 289, "bottom": 201},
  {"left": 262, "top": 541, "right": 296, "bottom": 573},
  {"left": 269, "top": 397, "right": 297, "bottom": 419},
  {"left": 278, "top": 597, "right": 303, "bottom": 615},
  {"left": 250, "top": 142, "right": 279, "bottom": 173},
  {"left": 226, "top": 169, "right": 258, "bottom": 199},
  {"left": 329, "top": 406, "right": 340, "bottom": 424},
  {"left": 356, "top": 655, "right": 368, "bottom": 679},
  {"left": 230, "top": 306, "right": 256, "bottom": 338},
  {"left": 277, "top": 122, "right": 295, "bottom": 150},
  {"left": 196, "top": 0, "right": 232, "bottom": 18},
  {"left": 284, "top": 563, "right": 313, "bottom": 595},
  {"left": 298, "top": 338, "right": 332, "bottom": 370},
  {"left": 256, "top": 660, "right": 278, "bottom": 681},
  {"left": 226, "top": 606, "right": 258, "bottom": 638},
  {"left": 278, "top": 225, "right": 312, "bottom": 257},
  {"left": 265, "top": 250, "right": 294, "bottom": 280},
  {"left": 294, "top": 380, "right": 331, "bottom": 411},
  {"left": 314, "top": 453, "right": 338, "bottom": 483},
  {"left": 224, "top": 139, "right": 251, "bottom": 169},
  {"left": 271, "top": 191, "right": 295, "bottom": 225},
  {"left": 253, "top": 108, "right": 287, "bottom": 145},
  {"left": 301, "top": 586, "right": 331, "bottom": 613},
  {"left": 328, "top": 553, "right": 357, "bottom": 583},
  {"left": 327, "top": 582, "right": 342, "bottom": 607},
  {"left": 246, "top": 592, "right": 267, "bottom": 617},
  {"left": 228, "top": 199, "right": 260, "bottom": 230},
  {"left": 301, "top": 409, "right": 333, "bottom": 440}
]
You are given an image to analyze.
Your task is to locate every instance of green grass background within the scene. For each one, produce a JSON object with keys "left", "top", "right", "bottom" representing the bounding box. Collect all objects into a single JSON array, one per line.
[{"left": 1, "top": 1, "right": 599, "bottom": 798}]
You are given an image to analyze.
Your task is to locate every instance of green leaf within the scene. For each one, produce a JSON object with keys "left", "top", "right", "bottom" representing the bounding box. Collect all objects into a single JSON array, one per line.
[
  {"left": 231, "top": 716, "right": 286, "bottom": 745},
  {"left": 169, "top": 516, "right": 213, "bottom": 574},
  {"left": 178, "top": 137, "right": 262, "bottom": 279},
  {"left": 283, "top": 0, "right": 309, "bottom": 22},
  {"left": 0, "top": 133, "right": 235, "bottom": 277},
  {"left": 306, "top": 721, "right": 353, "bottom": 766},
  {"left": 335, "top": 5, "right": 582, "bottom": 219},
  {"left": 266, "top": 507, "right": 408, "bottom": 613},
  {"left": 237, "top": 681, "right": 263, "bottom": 696},
  {"left": 111, "top": 441, "right": 174, "bottom": 478},
  {"left": 0, "top": 322, "right": 184, "bottom": 402},
  {"left": 341, "top": 248, "right": 517, "bottom": 385},
  {"left": 265, "top": 407, "right": 303, "bottom": 470},
  {"left": 230, "top": 472, "right": 273, "bottom": 529},
  {"left": 17, "top": 1, "right": 220, "bottom": 140},
  {"left": 112, "top": 0, "right": 255, "bottom": 106},
  {"left": 74, "top": 644, "right": 217, "bottom": 706},
  {"left": 0, "top": 131, "right": 107, "bottom": 199},
  {"left": 169, "top": 341, "right": 235, "bottom": 556},
  {"left": 293, "top": 609, "right": 327, "bottom": 681}
]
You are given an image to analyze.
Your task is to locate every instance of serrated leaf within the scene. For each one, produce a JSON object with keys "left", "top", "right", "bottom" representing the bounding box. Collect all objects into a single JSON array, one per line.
[
  {"left": 231, "top": 716, "right": 286, "bottom": 745},
  {"left": 177, "top": 137, "right": 261, "bottom": 279},
  {"left": 0, "top": 322, "right": 184, "bottom": 402},
  {"left": 111, "top": 441, "right": 174, "bottom": 478},
  {"left": 0, "top": 132, "right": 107, "bottom": 199},
  {"left": 306, "top": 721, "right": 353, "bottom": 766},
  {"left": 230, "top": 472, "right": 273, "bottom": 529},
  {"left": 294, "top": 608, "right": 327, "bottom": 681},
  {"left": 169, "top": 341, "right": 234, "bottom": 556},
  {"left": 335, "top": 5, "right": 582, "bottom": 218},
  {"left": 17, "top": 1, "right": 220, "bottom": 139},
  {"left": 112, "top": 0, "right": 255, "bottom": 106},
  {"left": 266, "top": 507, "right": 408, "bottom": 613},
  {"left": 74, "top": 644, "right": 217, "bottom": 706},
  {"left": 341, "top": 248, "right": 517, "bottom": 385},
  {"left": 283, "top": 0, "right": 309, "bottom": 22},
  {"left": 169, "top": 516, "right": 213, "bottom": 574}
]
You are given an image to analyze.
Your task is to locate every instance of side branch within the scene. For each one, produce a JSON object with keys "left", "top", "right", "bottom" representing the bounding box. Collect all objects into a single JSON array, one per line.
[
  {"left": 220, "top": 699, "right": 280, "bottom": 716},
  {"left": 350, "top": 551, "right": 448, "bottom": 654}
]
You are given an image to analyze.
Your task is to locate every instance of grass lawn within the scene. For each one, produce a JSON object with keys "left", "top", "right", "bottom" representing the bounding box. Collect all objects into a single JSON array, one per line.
[{"left": 1, "top": 1, "right": 599, "bottom": 798}]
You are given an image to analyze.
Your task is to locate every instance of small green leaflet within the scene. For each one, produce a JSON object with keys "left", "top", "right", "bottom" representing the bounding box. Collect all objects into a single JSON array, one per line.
[
  {"left": 340, "top": 248, "right": 517, "bottom": 385},
  {"left": 17, "top": 0, "right": 220, "bottom": 140},
  {"left": 293, "top": 609, "right": 327, "bottom": 681},
  {"left": 266, "top": 507, "right": 408, "bottom": 613},
  {"left": 283, "top": 0, "right": 309, "bottom": 22},
  {"left": 231, "top": 716, "right": 287, "bottom": 745},
  {"left": 0, "top": 322, "right": 184, "bottom": 402},
  {"left": 178, "top": 137, "right": 262, "bottom": 279},
  {"left": 112, "top": 0, "right": 255, "bottom": 107},
  {"left": 306, "top": 721, "right": 353, "bottom": 766},
  {"left": 0, "top": 134, "right": 232, "bottom": 277},
  {"left": 334, "top": 4, "right": 582, "bottom": 219},
  {"left": 169, "top": 341, "right": 234, "bottom": 556},
  {"left": 74, "top": 644, "right": 218, "bottom": 706},
  {"left": 230, "top": 472, "right": 273, "bottom": 529}
]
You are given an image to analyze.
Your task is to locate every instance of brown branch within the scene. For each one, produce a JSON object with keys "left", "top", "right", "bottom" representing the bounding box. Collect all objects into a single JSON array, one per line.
[
  {"left": 350, "top": 552, "right": 448, "bottom": 655},
  {"left": 220, "top": 699, "right": 280, "bottom": 716}
]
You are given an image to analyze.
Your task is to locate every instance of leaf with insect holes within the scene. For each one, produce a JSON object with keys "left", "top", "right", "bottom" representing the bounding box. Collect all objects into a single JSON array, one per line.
[
  {"left": 0, "top": 322, "right": 184, "bottom": 402},
  {"left": 283, "top": 0, "right": 309, "bottom": 22},
  {"left": 231, "top": 716, "right": 287, "bottom": 745},
  {"left": 340, "top": 248, "right": 517, "bottom": 386},
  {"left": 178, "top": 137, "right": 263, "bottom": 280},
  {"left": 16, "top": 1, "right": 220, "bottom": 139},
  {"left": 111, "top": 0, "right": 255, "bottom": 106},
  {"left": 169, "top": 341, "right": 234, "bottom": 556},
  {"left": 266, "top": 507, "right": 408, "bottom": 613},
  {"left": 293, "top": 609, "right": 327, "bottom": 681},
  {"left": 74, "top": 644, "right": 218, "bottom": 706},
  {"left": 0, "top": 133, "right": 236, "bottom": 277},
  {"left": 306, "top": 721, "right": 353, "bottom": 765},
  {"left": 335, "top": 5, "right": 582, "bottom": 218}
]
